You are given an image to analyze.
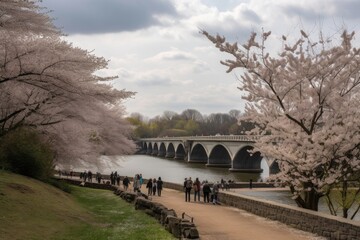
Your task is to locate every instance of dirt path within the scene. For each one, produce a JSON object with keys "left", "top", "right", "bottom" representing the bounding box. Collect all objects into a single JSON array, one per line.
[{"left": 149, "top": 188, "right": 324, "bottom": 240}]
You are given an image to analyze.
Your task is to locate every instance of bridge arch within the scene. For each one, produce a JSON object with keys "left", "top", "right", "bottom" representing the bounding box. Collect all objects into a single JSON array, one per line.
[
  {"left": 232, "top": 146, "right": 263, "bottom": 172},
  {"left": 158, "top": 142, "right": 166, "bottom": 157},
  {"left": 207, "top": 144, "right": 231, "bottom": 167},
  {"left": 146, "top": 142, "right": 153, "bottom": 155},
  {"left": 189, "top": 143, "right": 208, "bottom": 163},
  {"left": 269, "top": 160, "right": 281, "bottom": 174},
  {"left": 175, "top": 144, "right": 186, "bottom": 160},
  {"left": 152, "top": 143, "right": 159, "bottom": 156},
  {"left": 143, "top": 142, "right": 148, "bottom": 153},
  {"left": 166, "top": 143, "right": 175, "bottom": 158}
]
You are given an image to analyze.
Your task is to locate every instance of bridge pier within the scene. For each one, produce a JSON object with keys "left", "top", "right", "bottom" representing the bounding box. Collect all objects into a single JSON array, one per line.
[
  {"left": 174, "top": 155, "right": 185, "bottom": 160},
  {"left": 165, "top": 153, "right": 175, "bottom": 158},
  {"left": 229, "top": 168, "right": 263, "bottom": 173},
  {"left": 206, "top": 163, "right": 232, "bottom": 168},
  {"left": 187, "top": 159, "right": 207, "bottom": 164}
]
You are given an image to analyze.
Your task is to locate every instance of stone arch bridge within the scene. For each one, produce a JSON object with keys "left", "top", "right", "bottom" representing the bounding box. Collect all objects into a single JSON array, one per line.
[{"left": 138, "top": 135, "right": 277, "bottom": 173}]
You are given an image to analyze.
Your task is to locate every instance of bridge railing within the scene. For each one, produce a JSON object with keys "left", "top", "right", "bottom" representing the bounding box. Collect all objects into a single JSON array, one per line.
[{"left": 140, "top": 135, "right": 259, "bottom": 142}]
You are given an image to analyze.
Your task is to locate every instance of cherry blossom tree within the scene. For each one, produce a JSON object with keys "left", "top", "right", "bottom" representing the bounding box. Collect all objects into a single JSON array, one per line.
[
  {"left": 0, "top": 0, "right": 136, "bottom": 168},
  {"left": 202, "top": 29, "right": 360, "bottom": 213}
]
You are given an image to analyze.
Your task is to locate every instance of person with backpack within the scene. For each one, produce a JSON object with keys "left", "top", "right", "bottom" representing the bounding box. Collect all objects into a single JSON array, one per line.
[{"left": 185, "top": 177, "right": 193, "bottom": 202}]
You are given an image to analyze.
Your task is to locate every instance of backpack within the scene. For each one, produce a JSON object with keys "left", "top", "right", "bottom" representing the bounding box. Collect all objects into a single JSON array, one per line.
[{"left": 186, "top": 180, "right": 192, "bottom": 188}]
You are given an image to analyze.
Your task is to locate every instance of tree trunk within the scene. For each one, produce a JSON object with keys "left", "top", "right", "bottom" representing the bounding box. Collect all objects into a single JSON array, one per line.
[
  {"left": 341, "top": 181, "right": 348, "bottom": 218},
  {"left": 304, "top": 188, "right": 320, "bottom": 211},
  {"left": 291, "top": 184, "right": 321, "bottom": 211}
]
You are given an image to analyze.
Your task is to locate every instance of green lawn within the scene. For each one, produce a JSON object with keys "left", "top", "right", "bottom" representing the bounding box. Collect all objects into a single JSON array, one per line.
[{"left": 0, "top": 171, "right": 175, "bottom": 240}]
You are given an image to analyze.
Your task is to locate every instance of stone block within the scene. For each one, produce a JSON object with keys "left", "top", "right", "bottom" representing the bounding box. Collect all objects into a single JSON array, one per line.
[
  {"left": 183, "top": 227, "right": 199, "bottom": 239},
  {"left": 161, "top": 209, "right": 177, "bottom": 225}
]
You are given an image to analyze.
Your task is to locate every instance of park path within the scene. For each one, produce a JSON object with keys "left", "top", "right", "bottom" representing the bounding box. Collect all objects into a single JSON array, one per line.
[{"left": 147, "top": 187, "right": 324, "bottom": 240}]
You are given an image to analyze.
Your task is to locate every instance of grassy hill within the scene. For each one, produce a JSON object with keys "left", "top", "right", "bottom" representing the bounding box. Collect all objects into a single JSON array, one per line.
[{"left": 0, "top": 171, "right": 174, "bottom": 240}]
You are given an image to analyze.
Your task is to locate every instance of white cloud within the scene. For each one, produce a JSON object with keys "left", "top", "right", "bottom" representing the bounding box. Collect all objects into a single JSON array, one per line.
[
  {"left": 41, "top": 0, "right": 360, "bottom": 118},
  {"left": 147, "top": 48, "right": 196, "bottom": 61}
]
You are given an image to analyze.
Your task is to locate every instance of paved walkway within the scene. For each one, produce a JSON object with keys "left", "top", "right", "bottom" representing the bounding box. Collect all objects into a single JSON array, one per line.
[
  {"left": 147, "top": 187, "right": 324, "bottom": 240},
  {"left": 60, "top": 175, "right": 323, "bottom": 239}
]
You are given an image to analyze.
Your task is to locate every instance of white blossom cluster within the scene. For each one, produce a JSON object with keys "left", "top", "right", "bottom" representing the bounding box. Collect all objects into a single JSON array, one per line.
[
  {"left": 0, "top": 0, "right": 136, "bottom": 168},
  {"left": 203, "top": 28, "right": 360, "bottom": 209}
]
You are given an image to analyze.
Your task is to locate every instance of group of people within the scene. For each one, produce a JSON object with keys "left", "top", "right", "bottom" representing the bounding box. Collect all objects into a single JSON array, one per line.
[
  {"left": 79, "top": 170, "right": 93, "bottom": 182},
  {"left": 130, "top": 174, "right": 164, "bottom": 197},
  {"left": 145, "top": 177, "right": 163, "bottom": 196},
  {"left": 184, "top": 177, "right": 221, "bottom": 204},
  {"left": 110, "top": 171, "right": 121, "bottom": 185}
]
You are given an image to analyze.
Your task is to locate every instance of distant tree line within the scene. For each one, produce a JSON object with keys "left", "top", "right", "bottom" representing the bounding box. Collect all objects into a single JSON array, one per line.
[{"left": 127, "top": 109, "right": 255, "bottom": 138}]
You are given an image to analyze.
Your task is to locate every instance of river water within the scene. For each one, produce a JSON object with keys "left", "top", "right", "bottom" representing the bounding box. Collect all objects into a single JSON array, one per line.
[
  {"left": 72, "top": 154, "right": 359, "bottom": 221},
  {"left": 77, "top": 154, "right": 270, "bottom": 183}
]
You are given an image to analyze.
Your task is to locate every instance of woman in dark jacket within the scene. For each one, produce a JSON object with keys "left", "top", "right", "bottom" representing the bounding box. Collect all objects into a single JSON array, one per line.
[{"left": 146, "top": 179, "right": 153, "bottom": 196}]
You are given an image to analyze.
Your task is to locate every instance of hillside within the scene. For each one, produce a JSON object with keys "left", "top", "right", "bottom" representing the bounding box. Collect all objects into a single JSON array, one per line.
[
  {"left": 0, "top": 171, "right": 92, "bottom": 239},
  {"left": 0, "top": 171, "right": 174, "bottom": 240}
]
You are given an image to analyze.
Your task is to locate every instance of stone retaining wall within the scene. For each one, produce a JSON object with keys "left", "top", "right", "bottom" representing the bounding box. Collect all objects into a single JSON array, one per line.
[
  {"left": 218, "top": 192, "right": 360, "bottom": 240},
  {"left": 151, "top": 180, "right": 360, "bottom": 240}
]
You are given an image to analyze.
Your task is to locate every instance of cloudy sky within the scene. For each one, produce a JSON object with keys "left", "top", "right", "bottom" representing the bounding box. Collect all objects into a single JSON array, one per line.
[{"left": 40, "top": 0, "right": 360, "bottom": 118}]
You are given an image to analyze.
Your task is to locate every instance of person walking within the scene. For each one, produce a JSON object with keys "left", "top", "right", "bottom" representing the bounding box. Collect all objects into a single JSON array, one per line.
[
  {"left": 193, "top": 177, "right": 201, "bottom": 202},
  {"left": 157, "top": 177, "right": 163, "bottom": 196},
  {"left": 146, "top": 179, "right": 153, "bottom": 196},
  {"left": 185, "top": 177, "right": 193, "bottom": 202},
  {"left": 202, "top": 181, "right": 211, "bottom": 203}
]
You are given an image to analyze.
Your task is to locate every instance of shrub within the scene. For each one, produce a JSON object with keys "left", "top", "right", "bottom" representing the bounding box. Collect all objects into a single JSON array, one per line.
[
  {"left": 46, "top": 178, "right": 72, "bottom": 193},
  {"left": 0, "top": 128, "right": 54, "bottom": 180}
]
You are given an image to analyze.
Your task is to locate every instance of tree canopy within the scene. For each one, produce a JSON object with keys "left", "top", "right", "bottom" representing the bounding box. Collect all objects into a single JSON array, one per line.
[
  {"left": 127, "top": 108, "right": 251, "bottom": 138},
  {"left": 203, "top": 28, "right": 360, "bottom": 215},
  {"left": 0, "top": 0, "right": 136, "bottom": 169}
]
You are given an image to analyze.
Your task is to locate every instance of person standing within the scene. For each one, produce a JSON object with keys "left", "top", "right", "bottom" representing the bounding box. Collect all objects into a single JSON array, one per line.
[
  {"left": 212, "top": 182, "right": 219, "bottom": 204},
  {"left": 133, "top": 174, "right": 140, "bottom": 192},
  {"left": 123, "top": 176, "right": 129, "bottom": 191},
  {"left": 193, "top": 177, "right": 201, "bottom": 202},
  {"left": 139, "top": 174, "right": 143, "bottom": 189},
  {"left": 116, "top": 175, "right": 121, "bottom": 186},
  {"left": 157, "top": 177, "right": 163, "bottom": 196},
  {"left": 202, "top": 181, "right": 211, "bottom": 203},
  {"left": 110, "top": 172, "right": 114, "bottom": 185},
  {"left": 152, "top": 178, "right": 157, "bottom": 196},
  {"left": 185, "top": 177, "right": 193, "bottom": 202},
  {"left": 146, "top": 179, "right": 153, "bottom": 196}
]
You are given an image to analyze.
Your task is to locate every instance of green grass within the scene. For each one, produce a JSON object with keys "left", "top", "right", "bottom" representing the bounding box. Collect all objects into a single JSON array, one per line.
[{"left": 0, "top": 171, "right": 175, "bottom": 240}]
